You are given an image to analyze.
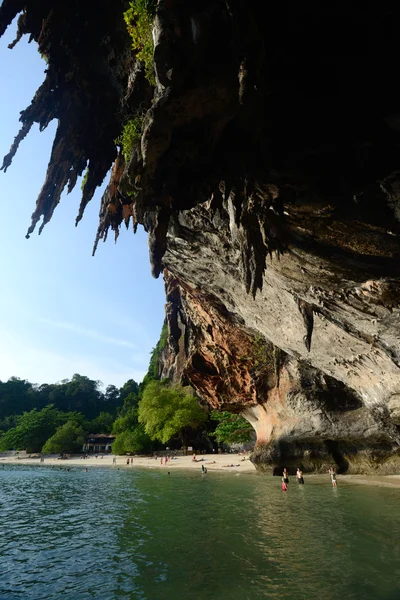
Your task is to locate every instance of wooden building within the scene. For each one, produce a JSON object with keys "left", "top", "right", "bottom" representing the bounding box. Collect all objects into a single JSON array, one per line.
[{"left": 83, "top": 434, "right": 115, "bottom": 453}]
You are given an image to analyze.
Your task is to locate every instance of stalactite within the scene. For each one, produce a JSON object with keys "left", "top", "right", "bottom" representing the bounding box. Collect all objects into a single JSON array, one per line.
[{"left": 0, "top": 0, "right": 129, "bottom": 237}]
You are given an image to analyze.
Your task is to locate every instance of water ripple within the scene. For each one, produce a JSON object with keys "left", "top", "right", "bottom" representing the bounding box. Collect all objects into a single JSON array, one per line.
[{"left": 0, "top": 466, "right": 400, "bottom": 599}]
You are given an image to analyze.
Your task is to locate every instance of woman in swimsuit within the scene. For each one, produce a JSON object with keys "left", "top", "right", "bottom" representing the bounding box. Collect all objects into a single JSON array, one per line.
[
  {"left": 296, "top": 468, "right": 304, "bottom": 484},
  {"left": 328, "top": 466, "right": 338, "bottom": 487},
  {"left": 331, "top": 468, "right": 337, "bottom": 487}
]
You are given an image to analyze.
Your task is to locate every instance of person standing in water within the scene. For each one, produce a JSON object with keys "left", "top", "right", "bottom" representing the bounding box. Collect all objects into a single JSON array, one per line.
[
  {"left": 329, "top": 467, "right": 338, "bottom": 487},
  {"left": 296, "top": 468, "right": 304, "bottom": 484},
  {"left": 282, "top": 468, "right": 289, "bottom": 485}
]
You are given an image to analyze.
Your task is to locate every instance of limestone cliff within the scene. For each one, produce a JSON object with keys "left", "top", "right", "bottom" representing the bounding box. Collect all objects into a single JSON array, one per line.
[{"left": 1, "top": 1, "right": 400, "bottom": 473}]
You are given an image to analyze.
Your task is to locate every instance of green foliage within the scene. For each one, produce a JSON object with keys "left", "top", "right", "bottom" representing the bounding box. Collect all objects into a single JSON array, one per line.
[
  {"left": 0, "top": 377, "right": 35, "bottom": 424},
  {"left": 113, "top": 406, "right": 139, "bottom": 435},
  {"left": 251, "top": 335, "right": 278, "bottom": 387},
  {"left": 118, "top": 392, "right": 139, "bottom": 417},
  {"left": 42, "top": 421, "right": 86, "bottom": 454},
  {"left": 0, "top": 405, "right": 68, "bottom": 452},
  {"left": 124, "top": 0, "right": 156, "bottom": 85},
  {"left": 111, "top": 323, "right": 170, "bottom": 452},
  {"left": 0, "top": 372, "right": 135, "bottom": 452},
  {"left": 80, "top": 167, "right": 89, "bottom": 191},
  {"left": 0, "top": 373, "right": 125, "bottom": 424},
  {"left": 0, "top": 414, "right": 21, "bottom": 434},
  {"left": 210, "top": 411, "right": 254, "bottom": 444},
  {"left": 138, "top": 381, "right": 207, "bottom": 445},
  {"left": 253, "top": 335, "right": 273, "bottom": 368},
  {"left": 115, "top": 117, "right": 143, "bottom": 162},
  {"left": 251, "top": 336, "right": 285, "bottom": 387},
  {"left": 40, "top": 51, "right": 49, "bottom": 64},
  {"left": 112, "top": 425, "right": 152, "bottom": 455},
  {"left": 120, "top": 379, "right": 139, "bottom": 401},
  {"left": 139, "top": 321, "right": 168, "bottom": 392},
  {"left": 118, "top": 379, "right": 139, "bottom": 417},
  {"left": 88, "top": 412, "right": 115, "bottom": 434}
]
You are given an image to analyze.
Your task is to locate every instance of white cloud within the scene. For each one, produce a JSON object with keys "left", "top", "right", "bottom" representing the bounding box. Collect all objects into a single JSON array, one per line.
[{"left": 38, "top": 318, "right": 139, "bottom": 349}]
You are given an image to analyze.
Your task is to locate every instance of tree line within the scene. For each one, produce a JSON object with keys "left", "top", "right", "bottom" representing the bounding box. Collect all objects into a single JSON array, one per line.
[{"left": 0, "top": 324, "right": 253, "bottom": 454}]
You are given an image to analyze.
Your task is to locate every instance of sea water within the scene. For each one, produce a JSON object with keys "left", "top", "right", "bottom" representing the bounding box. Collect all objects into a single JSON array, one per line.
[{"left": 0, "top": 464, "right": 399, "bottom": 600}]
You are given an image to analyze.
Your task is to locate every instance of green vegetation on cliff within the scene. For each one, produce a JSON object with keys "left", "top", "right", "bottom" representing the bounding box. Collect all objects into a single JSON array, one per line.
[
  {"left": 123, "top": 0, "right": 156, "bottom": 85},
  {"left": 140, "top": 321, "right": 168, "bottom": 387},
  {"left": 115, "top": 116, "right": 143, "bottom": 162}
]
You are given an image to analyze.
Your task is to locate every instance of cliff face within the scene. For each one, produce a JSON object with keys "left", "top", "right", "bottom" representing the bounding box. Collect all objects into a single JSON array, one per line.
[
  {"left": 2, "top": 1, "right": 400, "bottom": 473},
  {"left": 160, "top": 202, "right": 400, "bottom": 473}
]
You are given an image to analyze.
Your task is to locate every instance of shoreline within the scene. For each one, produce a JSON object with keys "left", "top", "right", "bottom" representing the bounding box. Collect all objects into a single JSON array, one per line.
[
  {"left": 1, "top": 455, "right": 400, "bottom": 487},
  {"left": 0, "top": 453, "right": 255, "bottom": 473}
]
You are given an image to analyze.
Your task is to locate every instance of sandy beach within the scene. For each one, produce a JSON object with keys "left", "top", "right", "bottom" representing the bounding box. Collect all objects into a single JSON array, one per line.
[{"left": 0, "top": 452, "right": 256, "bottom": 473}]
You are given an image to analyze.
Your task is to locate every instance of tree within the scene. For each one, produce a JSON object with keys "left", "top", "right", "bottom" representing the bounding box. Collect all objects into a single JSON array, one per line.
[
  {"left": 63, "top": 374, "right": 102, "bottom": 419},
  {"left": 138, "top": 322, "right": 168, "bottom": 394},
  {"left": 42, "top": 421, "right": 86, "bottom": 454},
  {"left": 0, "top": 405, "right": 68, "bottom": 452},
  {"left": 88, "top": 411, "right": 115, "bottom": 434},
  {"left": 210, "top": 411, "right": 254, "bottom": 444},
  {"left": 103, "top": 385, "right": 121, "bottom": 413},
  {"left": 119, "top": 379, "right": 139, "bottom": 401},
  {"left": 118, "top": 391, "right": 139, "bottom": 417},
  {"left": 0, "top": 377, "right": 36, "bottom": 419},
  {"left": 112, "top": 406, "right": 139, "bottom": 435},
  {"left": 112, "top": 425, "right": 152, "bottom": 455},
  {"left": 138, "top": 381, "right": 207, "bottom": 445}
]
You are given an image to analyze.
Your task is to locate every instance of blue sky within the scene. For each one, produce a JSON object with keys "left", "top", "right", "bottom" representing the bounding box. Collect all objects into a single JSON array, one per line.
[{"left": 0, "top": 21, "right": 165, "bottom": 387}]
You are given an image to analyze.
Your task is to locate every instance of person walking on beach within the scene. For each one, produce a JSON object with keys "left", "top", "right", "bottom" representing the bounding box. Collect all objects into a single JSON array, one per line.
[
  {"left": 296, "top": 468, "right": 304, "bottom": 484},
  {"left": 282, "top": 468, "right": 289, "bottom": 485}
]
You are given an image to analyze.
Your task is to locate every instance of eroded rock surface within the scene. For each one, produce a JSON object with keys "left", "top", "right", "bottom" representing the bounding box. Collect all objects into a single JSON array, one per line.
[{"left": 1, "top": 1, "right": 400, "bottom": 472}]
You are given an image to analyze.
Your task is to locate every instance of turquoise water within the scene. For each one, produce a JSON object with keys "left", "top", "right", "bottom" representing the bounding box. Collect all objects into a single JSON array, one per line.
[{"left": 0, "top": 465, "right": 399, "bottom": 600}]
